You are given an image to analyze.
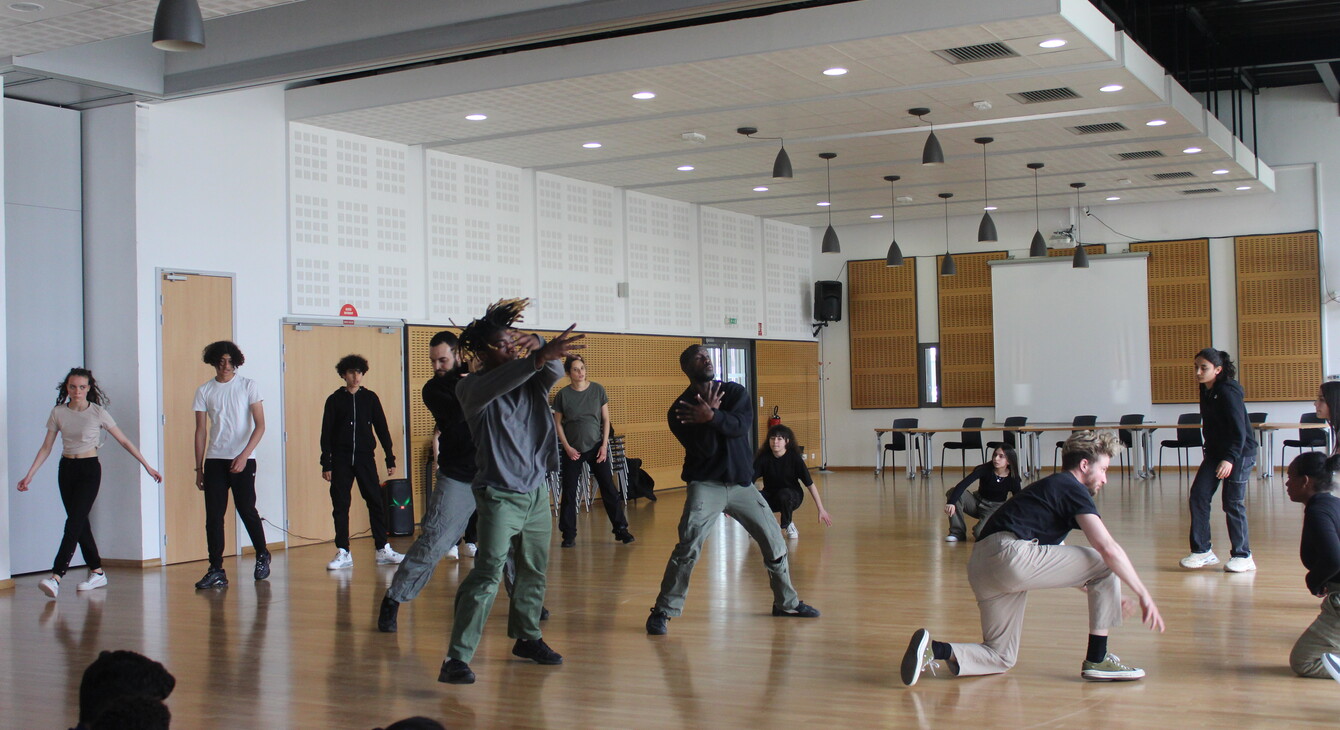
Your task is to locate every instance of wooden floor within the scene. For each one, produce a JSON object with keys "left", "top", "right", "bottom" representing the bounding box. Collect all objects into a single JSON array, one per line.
[{"left": 3, "top": 467, "right": 1337, "bottom": 728}]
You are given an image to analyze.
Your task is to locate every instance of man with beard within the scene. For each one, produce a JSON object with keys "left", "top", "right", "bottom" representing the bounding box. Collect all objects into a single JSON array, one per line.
[
  {"left": 901, "top": 431, "right": 1165, "bottom": 686},
  {"left": 645, "top": 344, "right": 820, "bottom": 636}
]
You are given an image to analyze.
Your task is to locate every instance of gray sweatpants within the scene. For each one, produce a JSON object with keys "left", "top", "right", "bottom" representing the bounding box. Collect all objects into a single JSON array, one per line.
[
  {"left": 1290, "top": 587, "right": 1340, "bottom": 678},
  {"left": 950, "top": 531, "right": 1122, "bottom": 676},
  {"left": 386, "top": 472, "right": 475, "bottom": 603},
  {"left": 653, "top": 480, "right": 800, "bottom": 616},
  {"left": 945, "top": 488, "right": 1004, "bottom": 540}
]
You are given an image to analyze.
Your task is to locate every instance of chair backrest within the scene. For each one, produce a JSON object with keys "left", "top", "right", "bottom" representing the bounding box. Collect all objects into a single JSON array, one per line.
[
  {"left": 1248, "top": 411, "right": 1267, "bottom": 424},
  {"left": 1176, "top": 412, "right": 1203, "bottom": 447},
  {"left": 1073, "top": 415, "right": 1097, "bottom": 428},
  {"left": 1117, "top": 414, "right": 1144, "bottom": 448},
  {"left": 961, "top": 417, "right": 985, "bottom": 448},
  {"left": 998, "top": 416, "right": 1026, "bottom": 449},
  {"left": 1300, "top": 412, "right": 1328, "bottom": 446},
  {"left": 890, "top": 417, "right": 918, "bottom": 450}
]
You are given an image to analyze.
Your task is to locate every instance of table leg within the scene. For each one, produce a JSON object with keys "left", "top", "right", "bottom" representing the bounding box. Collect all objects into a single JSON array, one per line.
[
  {"left": 875, "top": 432, "right": 884, "bottom": 476},
  {"left": 1140, "top": 429, "right": 1154, "bottom": 478},
  {"left": 922, "top": 433, "right": 935, "bottom": 475},
  {"left": 906, "top": 436, "right": 916, "bottom": 480}
]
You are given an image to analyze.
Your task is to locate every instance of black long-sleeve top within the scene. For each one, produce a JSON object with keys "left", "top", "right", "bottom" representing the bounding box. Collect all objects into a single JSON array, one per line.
[
  {"left": 1302, "top": 492, "right": 1340, "bottom": 596},
  {"left": 320, "top": 386, "right": 395, "bottom": 470},
  {"left": 668, "top": 380, "right": 753, "bottom": 486},
  {"left": 422, "top": 366, "right": 477, "bottom": 483},
  {"left": 945, "top": 463, "right": 1022, "bottom": 505},
  {"left": 753, "top": 449, "right": 813, "bottom": 493},
  {"left": 1199, "top": 378, "right": 1258, "bottom": 465}
]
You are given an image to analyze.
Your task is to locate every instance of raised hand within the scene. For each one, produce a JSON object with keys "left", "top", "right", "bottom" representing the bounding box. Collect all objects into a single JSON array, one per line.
[{"left": 535, "top": 324, "right": 586, "bottom": 363}]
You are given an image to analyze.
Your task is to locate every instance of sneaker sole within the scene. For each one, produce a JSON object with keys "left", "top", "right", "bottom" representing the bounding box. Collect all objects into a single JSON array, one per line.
[
  {"left": 1179, "top": 559, "right": 1219, "bottom": 569},
  {"left": 1322, "top": 654, "right": 1340, "bottom": 684},
  {"left": 438, "top": 668, "right": 476, "bottom": 685},
  {"left": 1082, "top": 669, "right": 1145, "bottom": 681},
  {"left": 513, "top": 650, "right": 563, "bottom": 665},
  {"left": 39, "top": 583, "right": 58, "bottom": 598},
  {"left": 76, "top": 583, "right": 106, "bottom": 591},
  {"left": 901, "top": 629, "right": 931, "bottom": 686},
  {"left": 1224, "top": 563, "right": 1256, "bottom": 573}
]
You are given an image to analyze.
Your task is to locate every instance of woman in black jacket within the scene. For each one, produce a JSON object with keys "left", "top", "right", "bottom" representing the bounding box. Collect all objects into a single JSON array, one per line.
[
  {"left": 942, "top": 445, "right": 1021, "bottom": 542},
  {"left": 1285, "top": 451, "right": 1340, "bottom": 679},
  {"left": 1181, "top": 348, "right": 1258, "bottom": 573}
]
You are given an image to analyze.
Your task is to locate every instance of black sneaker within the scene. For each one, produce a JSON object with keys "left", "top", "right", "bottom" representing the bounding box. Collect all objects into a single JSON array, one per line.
[
  {"left": 194, "top": 568, "right": 228, "bottom": 589},
  {"left": 438, "top": 657, "right": 475, "bottom": 685},
  {"left": 378, "top": 593, "right": 400, "bottom": 633},
  {"left": 771, "top": 601, "right": 820, "bottom": 618},
  {"left": 540, "top": 606, "right": 550, "bottom": 621},
  {"left": 560, "top": 537, "right": 575, "bottom": 548},
  {"left": 646, "top": 608, "right": 670, "bottom": 635},
  {"left": 253, "top": 552, "right": 271, "bottom": 581},
  {"left": 615, "top": 530, "right": 636, "bottom": 544},
  {"left": 512, "top": 638, "right": 563, "bottom": 665}
]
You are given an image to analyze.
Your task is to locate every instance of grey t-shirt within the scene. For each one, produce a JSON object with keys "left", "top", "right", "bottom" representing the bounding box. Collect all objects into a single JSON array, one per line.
[{"left": 553, "top": 382, "right": 608, "bottom": 452}]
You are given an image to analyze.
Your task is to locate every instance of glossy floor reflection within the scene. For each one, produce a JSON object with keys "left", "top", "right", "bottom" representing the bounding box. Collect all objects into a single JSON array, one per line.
[{"left": 3, "top": 467, "right": 1336, "bottom": 728}]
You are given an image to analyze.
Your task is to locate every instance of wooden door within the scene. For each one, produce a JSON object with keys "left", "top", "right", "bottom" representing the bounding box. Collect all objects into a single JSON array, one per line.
[
  {"left": 161, "top": 272, "right": 235, "bottom": 565},
  {"left": 283, "top": 324, "right": 405, "bottom": 548}
]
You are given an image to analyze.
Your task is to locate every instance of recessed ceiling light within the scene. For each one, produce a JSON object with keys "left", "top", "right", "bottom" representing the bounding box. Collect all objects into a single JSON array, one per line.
[
  {"left": 870, "top": 214, "right": 884, "bottom": 219},
  {"left": 1039, "top": 39, "right": 1067, "bottom": 48},
  {"left": 1106, "top": 196, "right": 1121, "bottom": 201},
  {"left": 464, "top": 114, "right": 488, "bottom": 121},
  {"left": 817, "top": 201, "right": 831, "bottom": 207},
  {"left": 1183, "top": 147, "right": 1202, "bottom": 154},
  {"left": 983, "top": 206, "right": 998, "bottom": 212},
  {"left": 753, "top": 186, "right": 769, "bottom": 192},
  {"left": 1099, "top": 84, "right": 1124, "bottom": 92},
  {"left": 632, "top": 91, "right": 656, "bottom": 99},
  {"left": 677, "top": 165, "right": 695, "bottom": 171},
  {"left": 1146, "top": 119, "right": 1167, "bottom": 126},
  {"left": 9, "top": 2, "right": 44, "bottom": 11},
  {"left": 582, "top": 142, "right": 602, "bottom": 149},
  {"left": 1236, "top": 185, "right": 1252, "bottom": 190},
  {"left": 1212, "top": 169, "right": 1230, "bottom": 175},
  {"left": 823, "top": 67, "right": 848, "bottom": 76}
]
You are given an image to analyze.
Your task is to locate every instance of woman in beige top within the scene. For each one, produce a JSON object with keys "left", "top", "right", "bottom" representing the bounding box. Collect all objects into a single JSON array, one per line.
[{"left": 16, "top": 368, "right": 162, "bottom": 599}]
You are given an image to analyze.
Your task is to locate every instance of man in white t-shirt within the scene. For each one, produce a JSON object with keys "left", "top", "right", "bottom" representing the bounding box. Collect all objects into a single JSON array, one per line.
[{"left": 192, "top": 340, "right": 269, "bottom": 589}]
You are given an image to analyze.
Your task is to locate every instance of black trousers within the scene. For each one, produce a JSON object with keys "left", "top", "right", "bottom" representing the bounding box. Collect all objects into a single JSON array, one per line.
[
  {"left": 203, "top": 459, "right": 269, "bottom": 570},
  {"left": 761, "top": 486, "right": 804, "bottom": 528},
  {"left": 463, "top": 512, "right": 478, "bottom": 545},
  {"left": 330, "top": 452, "right": 388, "bottom": 551},
  {"left": 558, "top": 447, "right": 627, "bottom": 539},
  {"left": 52, "top": 457, "right": 102, "bottom": 576}
]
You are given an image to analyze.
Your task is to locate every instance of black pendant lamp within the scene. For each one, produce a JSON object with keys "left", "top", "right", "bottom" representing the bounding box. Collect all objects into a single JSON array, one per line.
[
  {"left": 884, "top": 175, "right": 903, "bottom": 266},
  {"left": 939, "top": 193, "right": 956, "bottom": 276},
  {"left": 1028, "top": 162, "right": 1048, "bottom": 257},
  {"left": 910, "top": 108, "right": 944, "bottom": 166},
  {"left": 975, "top": 137, "right": 998, "bottom": 242},
  {"left": 820, "top": 153, "right": 840, "bottom": 253},
  {"left": 153, "top": 0, "right": 205, "bottom": 51},
  {"left": 1070, "top": 182, "right": 1089, "bottom": 269},
  {"left": 737, "top": 127, "right": 793, "bottom": 180}
]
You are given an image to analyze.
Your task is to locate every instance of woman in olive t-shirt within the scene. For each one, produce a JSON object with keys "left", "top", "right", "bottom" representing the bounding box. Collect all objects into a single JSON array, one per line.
[{"left": 552, "top": 355, "right": 633, "bottom": 547}]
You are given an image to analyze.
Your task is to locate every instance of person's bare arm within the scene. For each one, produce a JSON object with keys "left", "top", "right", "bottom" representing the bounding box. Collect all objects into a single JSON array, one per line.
[
  {"left": 1077, "top": 513, "right": 1164, "bottom": 632},
  {"left": 231, "top": 402, "right": 265, "bottom": 473},
  {"left": 194, "top": 411, "right": 209, "bottom": 490},
  {"left": 17, "top": 430, "right": 59, "bottom": 491},
  {"left": 107, "top": 425, "right": 162, "bottom": 483}
]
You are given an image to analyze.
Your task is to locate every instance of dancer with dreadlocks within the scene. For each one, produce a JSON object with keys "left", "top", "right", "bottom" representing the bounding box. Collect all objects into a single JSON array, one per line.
[{"left": 438, "top": 299, "right": 584, "bottom": 685}]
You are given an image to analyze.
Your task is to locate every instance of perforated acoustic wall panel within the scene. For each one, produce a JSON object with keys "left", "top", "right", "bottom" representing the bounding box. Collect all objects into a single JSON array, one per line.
[
  {"left": 1130, "top": 239, "right": 1209, "bottom": 403},
  {"left": 534, "top": 173, "right": 625, "bottom": 332},
  {"left": 1047, "top": 244, "right": 1107, "bottom": 258},
  {"left": 938, "top": 251, "right": 1007, "bottom": 407},
  {"left": 763, "top": 220, "right": 814, "bottom": 340},
  {"left": 626, "top": 191, "right": 700, "bottom": 335},
  {"left": 756, "top": 340, "right": 822, "bottom": 466},
  {"left": 290, "top": 123, "right": 422, "bottom": 318},
  {"left": 406, "top": 325, "right": 453, "bottom": 518},
  {"left": 425, "top": 150, "right": 535, "bottom": 324},
  {"left": 848, "top": 258, "right": 918, "bottom": 408},
  {"left": 700, "top": 206, "right": 764, "bottom": 338},
  {"left": 1236, "top": 232, "right": 1322, "bottom": 401}
]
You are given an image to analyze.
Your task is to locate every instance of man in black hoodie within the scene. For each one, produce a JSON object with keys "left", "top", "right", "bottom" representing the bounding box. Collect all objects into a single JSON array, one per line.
[{"left": 321, "top": 353, "right": 403, "bottom": 570}]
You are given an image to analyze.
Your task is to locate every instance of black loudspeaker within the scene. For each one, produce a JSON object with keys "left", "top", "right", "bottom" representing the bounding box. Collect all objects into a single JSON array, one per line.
[
  {"left": 384, "top": 478, "right": 415, "bottom": 536},
  {"left": 814, "top": 280, "right": 842, "bottom": 322}
]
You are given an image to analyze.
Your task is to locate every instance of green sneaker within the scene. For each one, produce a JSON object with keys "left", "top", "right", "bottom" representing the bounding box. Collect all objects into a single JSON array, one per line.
[
  {"left": 900, "top": 628, "right": 936, "bottom": 686},
  {"left": 1081, "top": 652, "right": 1145, "bottom": 681}
]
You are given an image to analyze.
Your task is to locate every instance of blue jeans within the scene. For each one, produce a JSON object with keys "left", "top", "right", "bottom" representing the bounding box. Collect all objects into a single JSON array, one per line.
[{"left": 1188, "top": 454, "right": 1254, "bottom": 558}]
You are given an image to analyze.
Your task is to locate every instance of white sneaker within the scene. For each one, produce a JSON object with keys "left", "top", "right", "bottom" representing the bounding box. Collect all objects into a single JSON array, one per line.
[
  {"left": 376, "top": 544, "right": 405, "bottom": 565},
  {"left": 39, "top": 577, "right": 60, "bottom": 598},
  {"left": 944, "top": 534, "right": 960, "bottom": 543},
  {"left": 464, "top": 543, "right": 478, "bottom": 557},
  {"left": 1179, "top": 551, "right": 1220, "bottom": 569},
  {"left": 76, "top": 571, "right": 108, "bottom": 591},
  {"left": 327, "top": 548, "right": 353, "bottom": 570},
  {"left": 784, "top": 523, "right": 799, "bottom": 539},
  {"left": 447, "top": 545, "right": 459, "bottom": 560},
  {"left": 1224, "top": 555, "right": 1257, "bottom": 573},
  {"left": 1322, "top": 653, "right": 1340, "bottom": 685}
]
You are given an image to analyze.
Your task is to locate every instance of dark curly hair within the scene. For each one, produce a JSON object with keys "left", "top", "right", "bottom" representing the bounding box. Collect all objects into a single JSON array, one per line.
[
  {"left": 758, "top": 424, "right": 802, "bottom": 459},
  {"left": 202, "top": 340, "right": 245, "bottom": 368},
  {"left": 56, "top": 368, "right": 108, "bottom": 406},
  {"left": 458, "top": 298, "right": 530, "bottom": 360},
  {"left": 336, "top": 354, "right": 369, "bottom": 376}
]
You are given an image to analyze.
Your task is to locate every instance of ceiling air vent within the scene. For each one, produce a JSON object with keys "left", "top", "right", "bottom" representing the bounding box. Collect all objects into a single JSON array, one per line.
[
  {"left": 1113, "top": 150, "right": 1165, "bottom": 161},
  {"left": 1151, "top": 171, "right": 1196, "bottom": 180},
  {"left": 933, "top": 42, "right": 1019, "bottom": 64},
  {"left": 1068, "top": 122, "right": 1129, "bottom": 135},
  {"left": 1007, "top": 87, "right": 1081, "bottom": 104},
  {"left": 1182, "top": 188, "right": 1221, "bottom": 195}
]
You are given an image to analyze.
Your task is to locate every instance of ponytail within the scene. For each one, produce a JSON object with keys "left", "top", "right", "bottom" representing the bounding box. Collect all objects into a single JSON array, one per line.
[{"left": 1195, "top": 347, "right": 1236, "bottom": 382}]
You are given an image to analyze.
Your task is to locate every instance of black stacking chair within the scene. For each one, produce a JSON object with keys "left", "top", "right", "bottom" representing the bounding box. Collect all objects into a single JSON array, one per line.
[
  {"left": 882, "top": 417, "right": 921, "bottom": 474},
  {"left": 986, "top": 416, "right": 1027, "bottom": 451},
  {"left": 942, "top": 417, "right": 986, "bottom": 470},
  {"left": 1159, "top": 413, "right": 1203, "bottom": 470},
  {"left": 1282, "top": 412, "right": 1329, "bottom": 466},
  {"left": 1054, "top": 415, "right": 1098, "bottom": 469},
  {"left": 1116, "top": 414, "right": 1145, "bottom": 471}
]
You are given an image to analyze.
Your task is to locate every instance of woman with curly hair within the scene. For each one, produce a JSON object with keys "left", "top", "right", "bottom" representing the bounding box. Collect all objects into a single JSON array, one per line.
[
  {"left": 17, "top": 368, "right": 162, "bottom": 598},
  {"left": 753, "top": 424, "right": 830, "bottom": 539}
]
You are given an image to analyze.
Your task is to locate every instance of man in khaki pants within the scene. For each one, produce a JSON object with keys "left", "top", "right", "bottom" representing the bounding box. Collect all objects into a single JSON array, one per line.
[{"left": 902, "top": 431, "right": 1164, "bottom": 684}]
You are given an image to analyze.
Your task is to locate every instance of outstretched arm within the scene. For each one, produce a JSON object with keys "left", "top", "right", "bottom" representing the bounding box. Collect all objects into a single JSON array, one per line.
[
  {"left": 1077, "top": 513, "right": 1164, "bottom": 632},
  {"left": 107, "top": 425, "right": 163, "bottom": 483},
  {"left": 17, "top": 430, "right": 59, "bottom": 491}
]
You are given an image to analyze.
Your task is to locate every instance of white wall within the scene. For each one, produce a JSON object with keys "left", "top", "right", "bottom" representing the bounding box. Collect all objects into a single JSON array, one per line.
[
  {"left": 813, "top": 84, "right": 1334, "bottom": 468},
  {"left": 0, "top": 81, "right": 8, "bottom": 583}
]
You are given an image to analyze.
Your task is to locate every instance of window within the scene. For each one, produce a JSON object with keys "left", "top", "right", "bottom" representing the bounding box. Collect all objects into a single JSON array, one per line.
[{"left": 919, "top": 343, "right": 941, "bottom": 407}]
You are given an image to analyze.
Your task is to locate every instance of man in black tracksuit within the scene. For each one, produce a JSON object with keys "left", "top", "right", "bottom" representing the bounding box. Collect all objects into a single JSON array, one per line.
[{"left": 321, "top": 354, "right": 401, "bottom": 569}]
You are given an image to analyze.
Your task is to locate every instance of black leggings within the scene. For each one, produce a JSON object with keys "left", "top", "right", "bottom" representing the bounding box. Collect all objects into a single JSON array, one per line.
[
  {"left": 762, "top": 487, "right": 804, "bottom": 528},
  {"left": 559, "top": 447, "right": 628, "bottom": 538},
  {"left": 203, "top": 459, "right": 269, "bottom": 570},
  {"left": 52, "top": 457, "right": 102, "bottom": 576},
  {"left": 329, "top": 452, "right": 388, "bottom": 551}
]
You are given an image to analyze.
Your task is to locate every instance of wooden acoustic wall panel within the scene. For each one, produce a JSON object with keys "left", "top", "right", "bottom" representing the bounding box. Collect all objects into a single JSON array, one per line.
[
  {"left": 937, "top": 251, "right": 1006, "bottom": 407},
  {"left": 848, "top": 258, "right": 918, "bottom": 408},
  {"left": 1131, "top": 239, "right": 1210, "bottom": 403},
  {"left": 1236, "top": 232, "right": 1321, "bottom": 401},
  {"left": 1047, "top": 244, "right": 1106, "bottom": 258},
  {"left": 756, "top": 340, "right": 822, "bottom": 466}
]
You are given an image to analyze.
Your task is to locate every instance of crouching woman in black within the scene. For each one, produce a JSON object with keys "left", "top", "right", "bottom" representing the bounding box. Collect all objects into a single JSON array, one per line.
[
  {"left": 753, "top": 425, "right": 831, "bottom": 539},
  {"left": 943, "top": 445, "right": 1021, "bottom": 542},
  {"left": 1286, "top": 452, "right": 1340, "bottom": 678}
]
